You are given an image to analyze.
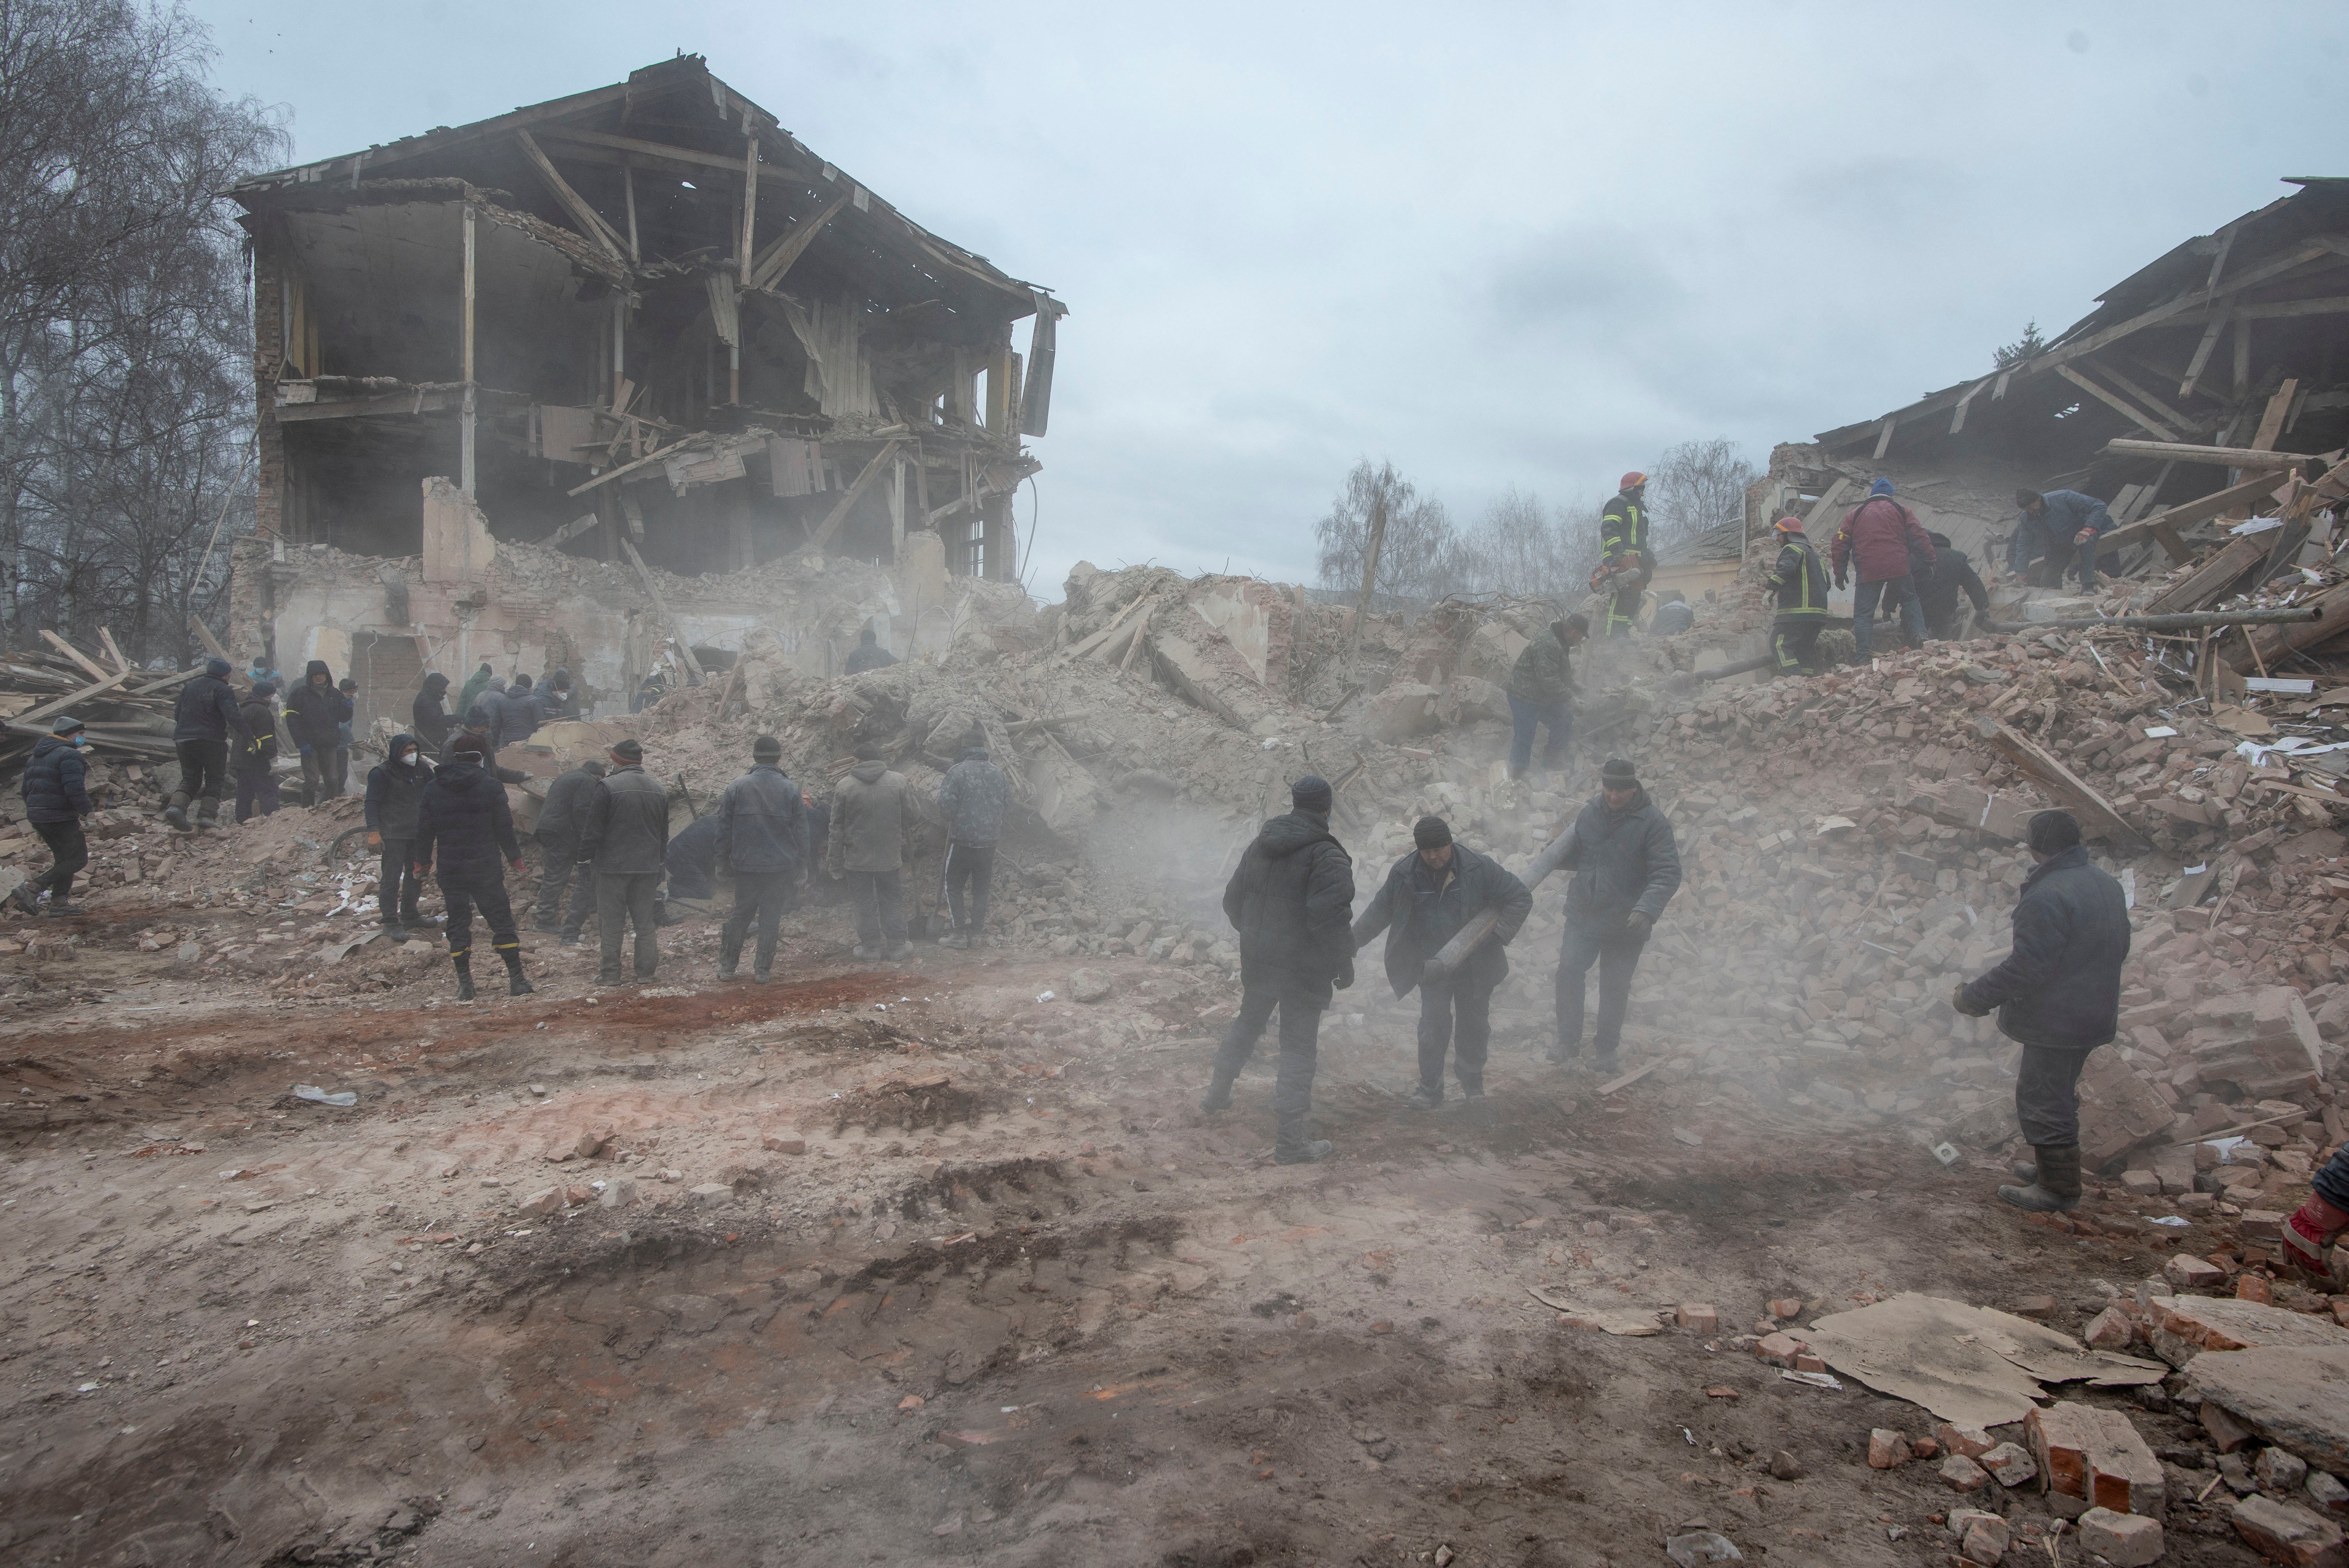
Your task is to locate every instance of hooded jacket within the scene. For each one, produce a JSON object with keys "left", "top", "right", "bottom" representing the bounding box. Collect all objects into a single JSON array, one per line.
[
  {"left": 1832, "top": 497, "right": 1935, "bottom": 585},
  {"left": 364, "top": 736, "right": 433, "bottom": 840},
  {"left": 284, "top": 661, "right": 352, "bottom": 750},
  {"left": 844, "top": 637, "right": 897, "bottom": 674},
  {"left": 1222, "top": 809, "right": 1355, "bottom": 1003},
  {"left": 457, "top": 666, "right": 497, "bottom": 716},
  {"left": 827, "top": 760, "right": 909, "bottom": 875},
  {"left": 173, "top": 666, "right": 250, "bottom": 745},
  {"left": 413, "top": 757, "right": 521, "bottom": 878},
  {"left": 1506, "top": 622, "right": 1579, "bottom": 705},
  {"left": 412, "top": 673, "right": 454, "bottom": 751},
  {"left": 1351, "top": 841, "right": 1530, "bottom": 997},
  {"left": 535, "top": 762, "right": 606, "bottom": 841},
  {"left": 23, "top": 735, "right": 92, "bottom": 823},
  {"left": 937, "top": 748, "right": 1011, "bottom": 847},
  {"left": 1558, "top": 787, "right": 1682, "bottom": 934},
  {"left": 580, "top": 764, "right": 670, "bottom": 875},
  {"left": 235, "top": 691, "right": 278, "bottom": 771},
  {"left": 1766, "top": 528, "right": 1830, "bottom": 618},
  {"left": 718, "top": 762, "right": 810, "bottom": 874},
  {"left": 1959, "top": 845, "right": 2132, "bottom": 1051}
]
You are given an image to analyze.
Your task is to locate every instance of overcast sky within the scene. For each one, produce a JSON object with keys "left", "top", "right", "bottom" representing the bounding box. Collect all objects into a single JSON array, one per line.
[{"left": 192, "top": 0, "right": 2344, "bottom": 598}]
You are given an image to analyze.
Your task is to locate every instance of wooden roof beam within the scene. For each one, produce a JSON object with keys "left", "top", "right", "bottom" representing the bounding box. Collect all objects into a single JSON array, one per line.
[{"left": 514, "top": 130, "right": 627, "bottom": 261}]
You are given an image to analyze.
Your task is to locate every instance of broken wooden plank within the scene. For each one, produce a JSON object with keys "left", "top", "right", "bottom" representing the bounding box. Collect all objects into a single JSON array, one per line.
[
  {"left": 17, "top": 666, "right": 139, "bottom": 725},
  {"left": 2180, "top": 305, "right": 2231, "bottom": 398},
  {"left": 513, "top": 130, "right": 626, "bottom": 261},
  {"left": 618, "top": 537, "right": 706, "bottom": 684},
  {"left": 2056, "top": 363, "right": 2178, "bottom": 440},
  {"left": 2100, "top": 438, "right": 2311, "bottom": 468},
  {"left": 96, "top": 627, "right": 130, "bottom": 674},
  {"left": 1977, "top": 719, "right": 2151, "bottom": 853},
  {"left": 538, "top": 126, "right": 819, "bottom": 191},
  {"left": 748, "top": 192, "right": 849, "bottom": 292},
  {"left": 565, "top": 437, "right": 691, "bottom": 497},
  {"left": 2099, "top": 470, "right": 2296, "bottom": 554},
  {"left": 1802, "top": 476, "right": 1851, "bottom": 531},
  {"left": 40, "top": 632, "right": 110, "bottom": 682},
  {"left": 533, "top": 512, "right": 602, "bottom": 550},
  {"left": 2146, "top": 535, "right": 2272, "bottom": 615},
  {"left": 801, "top": 438, "right": 906, "bottom": 556},
  {"left": 2251, "top": 379, "right": 2301, "bottom": 454},
  {"left": 187, "top": 615, "right": 228, "bottom": 661},
  {"left": 1062, "top": 592, "right": 1162, "bottom": 661}
]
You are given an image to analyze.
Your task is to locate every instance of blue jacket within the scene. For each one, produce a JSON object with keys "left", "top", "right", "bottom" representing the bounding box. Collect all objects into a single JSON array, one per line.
[
  {"left": 1960, "top": 845, "right": 2132, "bottom": 1051},
  {"left": 22, "top": 736, "right": 92, "bottom": 824},
  {"left": 716, "top": 763, "right": 809, "bottom": 875},
  {"left": 414, "top": 759, "right": 521, "bottom": 878},
  {"left": 2010, "top": 490, "right": 2114, "bottom": 570}
]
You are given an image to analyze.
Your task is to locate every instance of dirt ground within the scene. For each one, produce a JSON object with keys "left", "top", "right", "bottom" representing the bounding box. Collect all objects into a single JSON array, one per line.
[{"left": 0, "top": 893, "right": 2304, "bottom": 1568}]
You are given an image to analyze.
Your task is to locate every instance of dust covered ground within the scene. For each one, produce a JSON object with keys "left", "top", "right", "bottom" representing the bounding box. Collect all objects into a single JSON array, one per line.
[{"left": 0, "top": 897, "right": 2289, "bottom": 1568}]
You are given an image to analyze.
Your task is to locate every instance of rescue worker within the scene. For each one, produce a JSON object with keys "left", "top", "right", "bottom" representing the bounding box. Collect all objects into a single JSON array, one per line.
[
  {"left": 631, "top": 668, "right": 668, "bottom": 713},
  {"left": 1351, "top": 815, "right": 1531, "bottom": 1112},
  {"left": 1918, "top": 531, "right": 1992, "bottom": 640},
  {"left": 845, "top": 626, "right": 898, "bottom": 674},
  {"left": 2282, "top": 1146, "right": 2349, "bottom": 1281},
  {"left": 412, "top": 671, "right": 455, "bottom": 754},
  {"left": 233, "top": 681, "right": 281, "bottom": 821},
  {"left": 1595, "top": 472, "right": 1652, "bottom": 637},
  {"left": 1551, "top": 758, "right": 1681, "bottom": 1071},
  {"left": 1764, "top": 515, "right": 1832, "bottom": 675},
  {"left": 825, "top": 743, "right": 913, "bottom": 960},
  {"left": 285, "top": 659, "right": 353, "bottom": 804},
  {"left": 1952, "top": 810, "right": 2130, "bottom": 1214},
  {"left": 1831, "top": 478, "right": 1934, "bottom": 659},
  {"left": 456, "top": 660, "right": 497, "bottom": 716},
  {"left": 12, "top": 717, "right": 94, "bottom": 916},
  {"left": 531, "top": 755, "right": 606, "bottom": 939},
  {"left": 413, "top": 732, "right": 533, "bottom": 1000},
  {"left": 363, "top": 733, "right": 431, "bottom": 939},
  {"left": 936, "top": 743, "right": 1012, "bottom": 948},
  {"left": 716, "top": 735, "right": 809, "bottom": 982},
  {"left": 2012, "top": 489, "right": 2116, "bottom": 588},
  {"left": 165, "top": 656, "right": 250, "bottom": 831},
  {"left": 578, "top": 737, "right": 669, "bottom": 984},
  {"left": 1198, "top": 776, "right": 1356, "bottom": 1164},
  {"left": 1504, "top": 614, "right": 1587, "bottom": 779}
]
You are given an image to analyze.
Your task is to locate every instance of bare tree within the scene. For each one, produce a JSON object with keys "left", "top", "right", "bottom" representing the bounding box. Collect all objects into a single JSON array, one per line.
[
  {"left": 1316, "top": 459, "right": 1457, "bottom": 604},
  {"left": 1644, "top": 437, "right": 1757, "bottom": 559},
  {"left": 1440, "top": 486, "right": 1601, "bottom": 606}
]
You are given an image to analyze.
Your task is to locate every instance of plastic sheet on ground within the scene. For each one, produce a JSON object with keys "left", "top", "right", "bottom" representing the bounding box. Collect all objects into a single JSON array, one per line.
[{"left": 1801, "top": 1292, "right": 2165, "bottom": 1429}]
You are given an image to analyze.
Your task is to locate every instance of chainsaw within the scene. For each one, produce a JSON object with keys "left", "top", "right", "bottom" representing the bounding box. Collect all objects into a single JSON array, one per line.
[{"left": 1589, "top": 553, "right": 1650, "bottom": 594}]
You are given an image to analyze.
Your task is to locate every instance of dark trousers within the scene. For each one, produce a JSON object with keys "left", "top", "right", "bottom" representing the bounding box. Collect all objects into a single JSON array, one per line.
[
  {"left": 1210, "top": 984, "right": 1324, "bottom": 1115},
  {"left": 1557, "top": 923, "right": 1646, "bottom": 1061},
  {"left": 30, "top": 819, "right": 87, "bottom": 902},
  {"left": 173, "top": 739, "right": 227, "bottom": 805},
  {"left": 534, "top": 833, "right": 593, "bottom": 932},
  {"left": 1772, "top": 617, "right": 1825, "bottom": 674},
  {"left": 438, "top": 866, "right": 517, "bottom": 959},
  {"left": 1605, "top": 579, "right": 1643, "bottom": 636},
  {"left": 1507, "top": 693, "right": 1572, "bottom": 776},
  {"left": 943, "top": 842, "right": 995, "bottom": 934},
  {"left": 378, "top": 838, "right": 421, "bottom": 927},
  {"left": 1852, "top": 575, "right": 1925, "bottom": 657},
  {"left": 597, "top": 871, "right": 661, "bottom": 978},
  {"left": 1417, "top": 974, "right": 1497, "bottom": 1098},
  {"left": 2015, "top": 1045, "right": 2092, "bottom": 1148},
  {"left": 233, "top": 769, "right": 280, "bottom": 822},
  {"left": 722, "top": 871, "right": 794, "bottom": 975},
  {"left": 848, "top": 869, "right": 907, "bottom": 948}
]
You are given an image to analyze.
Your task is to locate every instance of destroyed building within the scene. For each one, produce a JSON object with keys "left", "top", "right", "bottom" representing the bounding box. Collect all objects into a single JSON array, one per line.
[{"left": 222, "top": 55, "right": 1061, "bottom": 727}]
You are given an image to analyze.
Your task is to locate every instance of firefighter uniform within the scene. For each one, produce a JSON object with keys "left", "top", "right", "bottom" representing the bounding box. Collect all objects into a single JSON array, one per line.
[
  {"left": 1597, "top": 475, "right": 1652, "bottom": 638},
  {"left": 1766, "top": 520, "right": 1831, "bottom": 675}
]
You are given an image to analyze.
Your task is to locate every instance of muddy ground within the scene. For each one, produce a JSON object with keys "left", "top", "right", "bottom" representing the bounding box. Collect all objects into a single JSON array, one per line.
[{"left": 0, "top": 901, "right": 2288, "bottom": 1568}]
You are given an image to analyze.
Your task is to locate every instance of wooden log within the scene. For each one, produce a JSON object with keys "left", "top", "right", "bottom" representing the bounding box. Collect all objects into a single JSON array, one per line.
[
  {"left": 2235, "top": 578, "right": 2349, "bottom": 672},
  {"left": 1416, "top": 825, "right": 1580, "bottom": 991},
  {"left": 514, "top": 130, "right": 626, "bottom": 260},
  {"left": 1976, "top": 718, "right": 2150, "bottom": 853},
  {"left": 2099, "top": 438, "right": 2314, "bottom": 468},
  {"left": 2145, "top": 535, "right": 2272, "bottom": 615}
]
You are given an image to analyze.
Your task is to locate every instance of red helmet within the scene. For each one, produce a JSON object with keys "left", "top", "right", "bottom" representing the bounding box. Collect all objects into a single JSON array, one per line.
[
  {"left": 1620, "top": 470, "right": 1647, "bottom": 491},
  {"left": 1773, "top": 515, "right": 1804, "bottom": 533}
]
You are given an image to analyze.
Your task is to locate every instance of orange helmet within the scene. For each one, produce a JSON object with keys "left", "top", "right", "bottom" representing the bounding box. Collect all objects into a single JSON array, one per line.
[
  {"left": 1773, "top": 515, "right": 1804, "bottom": 533},
  {"left": 1620, "top": 471, "right": 1648, "bottom": 491}
]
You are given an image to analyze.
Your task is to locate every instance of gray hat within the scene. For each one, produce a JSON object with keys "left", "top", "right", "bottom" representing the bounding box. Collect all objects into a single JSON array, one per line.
[
  {"left": 51, "top": 716, "right": 85, "bottom": 736},
  {"left": 1601, "top": 757, "right": 1638, "bottom": 787}
]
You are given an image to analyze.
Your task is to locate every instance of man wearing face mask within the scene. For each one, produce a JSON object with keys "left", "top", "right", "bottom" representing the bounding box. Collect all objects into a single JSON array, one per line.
[
  {"left": 365, "top": 734, "right": 433, "bottom": 940},
  {"left": 11, "top": 717, "right": 95, "bottom": 916}
]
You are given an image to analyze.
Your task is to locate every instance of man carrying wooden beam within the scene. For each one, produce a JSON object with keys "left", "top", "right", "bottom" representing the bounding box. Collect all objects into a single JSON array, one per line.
[{"left": 2011, "top": 489, "right": 2116, "bottom": 588}]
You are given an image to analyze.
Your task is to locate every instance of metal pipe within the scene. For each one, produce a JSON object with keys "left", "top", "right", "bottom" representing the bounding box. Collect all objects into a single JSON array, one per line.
[
  {"left": 1697, "top": 653, "right": 1776, "bottom": 682},
  {"left": 1410, "top": 824, "right": 1579, "bottom": 990},
  {"left": 1978, "top": 606, "right": 2320, "bottom": 634}
]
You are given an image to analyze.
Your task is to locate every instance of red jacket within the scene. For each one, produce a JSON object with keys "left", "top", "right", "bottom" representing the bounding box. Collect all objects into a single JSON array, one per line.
[{"left": 1832, "top": 498, "right": 1935, "bottom": 584}]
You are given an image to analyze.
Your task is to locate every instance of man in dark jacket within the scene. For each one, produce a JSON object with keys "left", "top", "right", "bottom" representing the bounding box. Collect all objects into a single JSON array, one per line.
[
  {"left": 1504, "top": 615, "right": 1587, "bottom": 779},
  {"left": 364, "top": 734, "right": 432, "bottom": 939},
  {"left": 936, "top": 744, "right": 1012, "bottom": 948},
  {"left": 579, "top": 737, "right": 670, "bottom": 984},
  {"left": 664, "top": 814, "right": 723, "bottom": 905},
  {"left": 12, "top": 718, "right": 94, "bottom": 916},
  {"left": 542, "top": 668, "right": 580, "bottom": 723},
  {"left": 412, "top": 672, "right": 454, "bottom": 754},
  {"left": 1953, "top": 811, "right": 2131, "bottom": 1213},
  {"left": 1352, "top": 816, "right": 1531, "bottom": 1110},
  {"left": 1918, "top": 531, "right": 1992, "bottom": 640},
  {"left": 233, "top": 682, "right": 281, "bottom": 822},
  {"left": 443, "top": 706, "right": 530, "bottom": 784},
  {"left": 1199, "top": 776, "right": 1356, "bottom": 1164},
  {"left": 167, "top": 656, "right": 251, "bottom": 830},
  {"left": 498, "top": 675, "right": 542, "bottom": 745},
  {"left": 826, "top": 744, "right": 912, "bottom": 960},
  {"left": 1595, "top": 474, "right": 1652, "bottom": 637},
  {"left": 2012, "top": 489, "right": 2116, "bottom": 588},
  {"left": 1831, "top": 479, "right": 1935, "bottom": 660},
  {"left": 531, "top": 756, "right": 606, "bottom": 938},
  {"left": 413, "top": 733, "right": 533, "bottom": 1000},
  {"left": 285, "top": 660, "right": 353, "bottom": 804},
  {"left": 1552, "top": 758, "right": 1682, "bottom": 1069},
  {"left": 1765, "top": 517, "right": 1832, "bottom": 675},
  {"left": 716, "top": 735, "right": 809, "bottom": 981},
  {"left": 844, "top": 627, "right": 897, "bottom": 674}
]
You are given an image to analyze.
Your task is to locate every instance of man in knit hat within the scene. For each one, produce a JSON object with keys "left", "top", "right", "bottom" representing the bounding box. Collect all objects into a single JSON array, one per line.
[
  {"left": 715, "top": 735, "right": 808, "bottom": 982},
  {"left": 166, "top": 656, "right": 251, "bottom": 830},
  {"left": 1199, "top": 775, "right": 1356, "bottom": 1164},
  {"left": 577, "top": 737, "right": 669, "bottom": 984},
  {"left": 1552, "top": 757, "right": 1681, "bottom": 1071}
]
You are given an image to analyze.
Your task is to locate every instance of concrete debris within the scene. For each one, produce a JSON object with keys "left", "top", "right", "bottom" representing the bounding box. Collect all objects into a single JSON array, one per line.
[{"left": 2190, "top": 1346, "right": 2349, "bottom": 1474}]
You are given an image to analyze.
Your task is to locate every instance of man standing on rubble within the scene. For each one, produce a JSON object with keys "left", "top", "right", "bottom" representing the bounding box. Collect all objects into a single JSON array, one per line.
[
  {"left": 165, "top": 656, "right": 250, "bottom": 832},
  {"left": 716, "top": 736, "right": 809, "bottom": 982},
  {"left": 233, "top": 681, "right": 281, "bottom": 821},
  {"left": 458, "top": 660, "right": 497, "bottom": 717},
  {"left": 1765, "top": 516, "right": 1832, "bottom": 675},
  {"left": 365, "top": 734, "right": 431, "bottom": 940},
  {"left": 1352, "top": 815, "right": 1530, "bottom": 1112},
  {"left": 1918, "top": 531, "right": 1992, "bottom": 640},
  {"left": 826, "top": 743, "right": 913, "bottom": 960},
  {"left": 413, "top": 733, "right": 533, "bottom": 1000},
  {"left": 286, "top": 660, "right": 353, "bottom": 805},
  {"left": 578, "top": 738, "right": 669, "bottom": 984},
  {"left": 2012, "top": 490, "right": 2116, "bottom": 589},
  {"left": 11, "top": 717, "right": 94, "bottom": 916},
  {"left": 1595, "top": 474, "right": 1652, "bottom": 638},
  {"left": 1832, "top": 479, "right": 1935, "bottom": 659},
  {"left": 1504, "top": 614, "right": 1587, "bottom": 779},
  {"left": 412, "top": 672, "right": 455, "bottom": 754},
  {"left": 531, "top": 755, "right": 605, "bottom": 940},
  {"left": 845, "top": 627, "right": 897, "bottom": 674},
  {"left": 936, "top": 741, "right": 1012, "bottom": 948},
  {"left": 1551, "top": 758, "right": 1681, "bottom": 1072},
  {"left": 1951, "top": 809, "right": 2131, "bottom": 1214},
  {"left": 1199, "top": 775, "right": 1356, "bottom": 1164}
]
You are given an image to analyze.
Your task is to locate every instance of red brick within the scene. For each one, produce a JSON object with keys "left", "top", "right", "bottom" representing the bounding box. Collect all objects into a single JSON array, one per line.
[
  {"left": 2166, "top": 1253, "right": 2226, "bottom": 1289},
  {"left": 1767, "top": 1297, "right": 1803, "bottom": 1320},
  {"left": 2231, "top": 1495, "right": 2347, "bottom": 1568},
  {"left": 1939, "top": 1454, "right": 1991, "bottom": 1491},
  {"left": 1934, "top": 1422, "right": 1994, "bottom": 1459},
  {"left": 1754, "top": 1331, "right": 1807, "bottom": 1367},
  {"left": 2083, "top": 1306, "right": 2137, "bottom": 1350},
  {"left": 1675, "top": 1303, "right": 1718, "bottom": 1333},
  {"left": 1868, "top": 1428, "right": 1911, "bottom": 1468},
  {"left": 2026, "top": 1402, "right": 2164, "bottom": 1519},
  {"left": 2079, "top": 1507, "right": 2163, "bottom": 1567},
  {"left": 762, "top": 1134, "right": 807, "bottom": 1154}
]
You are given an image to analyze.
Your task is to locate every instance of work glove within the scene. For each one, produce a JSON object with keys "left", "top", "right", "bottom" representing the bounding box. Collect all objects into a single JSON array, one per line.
[
  {"left": 1335, "top": 955, "right": 1356, "bottom": 992},
  {"left": 1950, "top": 982, "right": 1991, "bottom": 1017},
  {"left": 2073, "top": 527, "right": 2097, "bottom": 545},
  {"left": 366, "top": 830, "right": 381, "bottom": 850},
  {"left": 1833, "top": 573, "right": 1848, "bottom": 592},
  {"left": 1624, "top": 911, "right": 1653, "bottom": 943}
]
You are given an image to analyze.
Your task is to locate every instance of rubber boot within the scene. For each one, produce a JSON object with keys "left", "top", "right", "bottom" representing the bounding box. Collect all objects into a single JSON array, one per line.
[
  {"left": 453, "top": 955, "right": 475, "bottom": 1001},
  {"left": 1405, "top": 1086, "right": 1443, "bottom": 1111},
  {"left": 1199, "top": 1067, "right": 1237, "bottom": 1114},
  {"left": 1274, "top": 1113, "right": 1332, "bottom": 1165},
  {"left": 718, "top": 931, "right": 743, "bottom": 982},
  {"left": 501, "top": 948, "right": 534, "bottom": 996},
  {"left": 6, "top": 884, "right": 36, "bottom": 917},
  {"left": 1545, "top": 1028, "right": 1578, "bottom": 1066},
  {"left": 1998, "top": 1144, "right": 2082, "bottom": 1213},
  {"left": 163, "top": 793, "right": 191, "bottom": 832},
  {"left": 194, "top": 797, "right": 219, "bottom": 830},
  {"left": 2282, "top": 1191, "right": 2349, "bottom": 1274},
  {"left": 2012, "top": 1159, "right": 2041, "bottom": 1185}
]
